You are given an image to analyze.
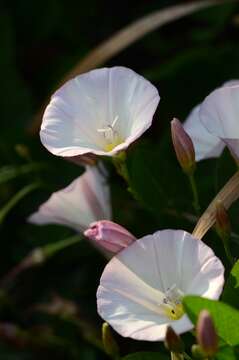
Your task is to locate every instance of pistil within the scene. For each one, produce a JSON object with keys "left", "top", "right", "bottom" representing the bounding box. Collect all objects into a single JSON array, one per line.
[
  {"left": 97, "top": 116, "right": 122, "bottom": 151},
  {"left": 161, "top": 284, "right": 184, "bottom": 320}
]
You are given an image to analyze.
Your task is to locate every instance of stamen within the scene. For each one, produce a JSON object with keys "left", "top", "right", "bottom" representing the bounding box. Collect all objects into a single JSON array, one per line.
[
  {"left": 160, "top": 284, "right": 184, "bottom": 321},
  {"left": 97, "top": 115, "right": 122, "bottom": 151}
]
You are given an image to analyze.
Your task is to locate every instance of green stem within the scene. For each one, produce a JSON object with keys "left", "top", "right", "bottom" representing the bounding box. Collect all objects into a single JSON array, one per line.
[
  {"left": 188, "top": 173, "right": 200, "bottom": 215},
  {"left": 0, "top": 182, "right": 42, "bottom": 224},
  {"left": 0, "top": 235, "right": 83, "bottom": 288},
  {"left": 222, "top": 237, "right": 234, "bottom": 266},
  {"left": 42, "top": 235, "right": 83, "bottom": 259},
  {"left": 182, "top": 352, "right": 193, "bottom": 360},
  {"left": 113, "top": 151, "right": 129, "bottom": 183}
]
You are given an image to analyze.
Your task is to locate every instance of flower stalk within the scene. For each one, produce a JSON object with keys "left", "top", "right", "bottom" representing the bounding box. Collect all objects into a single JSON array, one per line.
[
  {"left": 0, "top": 235, "right": 83, "bottom": 288},
  {"left": 193, "top": 171, "right": 239, "bottom": 240},
  {"left": 215, "top": 202, "right": 234, "bottom": 265}
]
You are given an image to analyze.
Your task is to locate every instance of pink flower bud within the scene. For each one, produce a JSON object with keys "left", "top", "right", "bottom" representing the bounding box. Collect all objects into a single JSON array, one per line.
[
  {"left": 171, "top": 118, "right": 196, "bottom": 175},
  {"left": 196, "top": 310, "right": 218, "bottom": 357},
  {"left": 84, "top": 220, "right": 136, "bottom": 253},
  {"left": 215, "top": 201, "right": 231, "bottom": 242}
]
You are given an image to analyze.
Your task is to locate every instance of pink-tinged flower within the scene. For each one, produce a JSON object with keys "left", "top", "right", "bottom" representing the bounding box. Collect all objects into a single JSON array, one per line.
[
  {"left": 200, "top": 82, "right": 239, "bottom": 159},
  {"left": 183, "top": 80, "right": 239, "bottom": 161},
  {"left": 28, "top": 166, "right": 111, "bottom": 232},
  {"left": 97, "top": 230, "right": 224, "bottom": 341},
  {"left": 40, "top": 67, "right": 160, "bottom": 157},
  {"left": 84, "top": 220, "right": 136, "bottom": 253}
]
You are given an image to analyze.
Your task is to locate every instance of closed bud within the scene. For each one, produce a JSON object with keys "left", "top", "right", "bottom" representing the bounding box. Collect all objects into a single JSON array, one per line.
[
  {"left": 15, "top": 144, "right": 31, "bottom": 160},
  {"left": 102, "top": 322, "right": 119, "bottom": 358},
  {"left": 196, "top": 310, "right": 218, "bottom": 357},
  {"left": 164, "top": 326, "right": 184, "bottom": 353},
  {"left": 215, "top": 201, "right": 231, "bottom": 242},
  {"left": 84, "top": 220, "right": 136, "bottom": 253},
  {"left": 191, "top": 344, "right": 206, "bottom": 359},
  {"left": 171, "top": 118, "right": 196, "bottom": 175}
]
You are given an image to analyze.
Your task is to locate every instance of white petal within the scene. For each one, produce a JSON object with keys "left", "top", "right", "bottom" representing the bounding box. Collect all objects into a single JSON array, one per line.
[
  {"left": 200, "top": 85, "right": 239, "bottom": 157},
  {"left": 97, "top": 229, "right": 224, "bottom": 341},
  {"left": 28, "top": 165, "right": 111, "bottom": 231},
  {"left": 184, "top": 105, "right": 224, "bottom": 161},
  {"left": 40, "top": 67, "right": 160, "bottom": 157}
]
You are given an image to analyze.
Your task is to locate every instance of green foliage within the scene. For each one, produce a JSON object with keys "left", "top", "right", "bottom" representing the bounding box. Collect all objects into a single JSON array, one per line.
[
  {"left": 123, "top": 352, "right": 169, "bottom": 360},
  {"left": 0, "top": 0, "right": 239, "bottom": 359},
  {"left": 183, "top": 296, "right": 239, "bottom": 346},
  {"left": 222, "top": 260, "right": 239, "bottom": 309}
]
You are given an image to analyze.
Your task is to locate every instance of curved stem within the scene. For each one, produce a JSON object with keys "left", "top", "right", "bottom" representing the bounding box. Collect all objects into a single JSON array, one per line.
[
  {"left": 193, "top": 171, "right": 239, "bottom": 240},
  {"left": 188, "top": 174, "right": 200, "bottom": 215}
]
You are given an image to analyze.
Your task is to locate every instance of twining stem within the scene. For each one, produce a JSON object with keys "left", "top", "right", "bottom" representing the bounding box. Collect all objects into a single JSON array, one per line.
[
  {"left": 0, "top": 235, "right": 83, "bottom": 288},
  {"left": 188, "top": 173, "right": 200, "bottom": 215},
  {"left": 193, "top": 171, "right": 239, "bottom": 240}
]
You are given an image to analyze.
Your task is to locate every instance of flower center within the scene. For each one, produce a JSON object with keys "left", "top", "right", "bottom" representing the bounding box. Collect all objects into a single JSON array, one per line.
[
  {"left": 161, "top": 284, "right": 184, "bottom": 320},
  {"left": 97, "top": 116, "right": 123, "bottom": 151}
]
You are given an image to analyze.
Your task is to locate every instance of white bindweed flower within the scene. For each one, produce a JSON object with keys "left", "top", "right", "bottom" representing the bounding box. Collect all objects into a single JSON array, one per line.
[
  {"left": 200, "top": 82, "right": 239, "bottom": 159},
  {"left": 183, "top": 80, "right": 239, "bottom": 161},
  {"left": 40, "top": 67, "right": 160, "bottom": 157},
  {"left": 184, "top": 105, "right": 224, "bottom": 161},
  {"left": 97, "top": 230, "right": 224, "bottom": 341},
  {"left": 28, "top": 165, "right": 111, "bottom": 232}
]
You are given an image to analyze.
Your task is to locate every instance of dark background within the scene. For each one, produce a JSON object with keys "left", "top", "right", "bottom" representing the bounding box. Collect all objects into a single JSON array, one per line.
[{"left": 0, "top": 0, "right": 239, "bottom": 358}]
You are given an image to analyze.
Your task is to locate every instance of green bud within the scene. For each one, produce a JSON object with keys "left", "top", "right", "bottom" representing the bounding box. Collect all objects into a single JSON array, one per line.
[
  {"left": 191, "top": 344, "right": 207, "bottom": 359},
  {"left": 15, "top": 144, "right": 31, "bottom": 161},
  {"left": 102, "top": 322, "right": 119, "bottom": 358},
  {"left": 164, "top": 326, "right": 184, "bottom": 353}
]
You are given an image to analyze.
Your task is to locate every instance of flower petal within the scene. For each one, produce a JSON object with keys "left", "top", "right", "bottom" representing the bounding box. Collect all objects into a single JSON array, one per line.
[
  {"left": 184, "top": 105, "right": 224, "bottom": 161},
  {"left": 97, "top": 229, "right": 224, "bottom": 341},
  {"left": 200, "top": 84, "right": 239, "bottom": 157},
  {"left": 40, "top": 67, "right": 159, "bottom": 157},
  {"left": 28, "top": 165, "right": 111, "bottom": 231}
]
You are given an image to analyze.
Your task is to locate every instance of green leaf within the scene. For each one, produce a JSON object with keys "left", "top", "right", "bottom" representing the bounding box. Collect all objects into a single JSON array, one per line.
[
  {"left": 183, "top": 296, "right": 239, "bottom": 346},
  {"left": 216, "top": 346, "right": 237, "bottom": 360},
  {"left": 122, "top": 352, "right": 169, "bottom": 360},
  {"left": 222, "top": 260, "right": 239, "bottom": 309}
]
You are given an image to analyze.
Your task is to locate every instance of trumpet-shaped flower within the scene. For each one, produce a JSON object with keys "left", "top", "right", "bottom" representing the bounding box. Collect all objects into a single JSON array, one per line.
[
  {"left": 184, "top": 105, "right": 224, "bottom": 161},
  {"left": 183, "top": 80, "right": 239, "bottom": 161},
  {"left": 200, "top": 83, "right": 239, "bottom": 159},
  {"left": 40, "top": 67, "right": 160, "bottom": 157},
  {"left": 28, "top": 166, "right": 111, "bottom": 231},
  {"left": 97, "top": 230, "right": 224, "bottom": 341}
]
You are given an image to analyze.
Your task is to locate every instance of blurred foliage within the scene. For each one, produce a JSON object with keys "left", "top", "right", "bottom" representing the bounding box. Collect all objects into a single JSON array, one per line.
[{"left": 0, "top": 0, "right": 239, "bottom": 359}]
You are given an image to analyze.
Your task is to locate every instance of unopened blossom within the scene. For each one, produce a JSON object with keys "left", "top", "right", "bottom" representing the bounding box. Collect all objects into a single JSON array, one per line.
[
  {"left": 40, "top": 67, "right": 160, "bottom": 157},
  {"left": 171, "top": 118, "right": 196, "bottom": 174},
  {"left": 196, "top": 310, "right": 218, "bottom": 357},
  {"left": 183, "top": 80, "right": 239, "bottom": 161},
  {"left": 28, "top": 165, "right": 111, "bottom": 232},
  {"left": 84, "top": 220, "right": 136, "bottom": 253},
  {"left": 97, "top": 230, "right": 224, "bottom": 341}
]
